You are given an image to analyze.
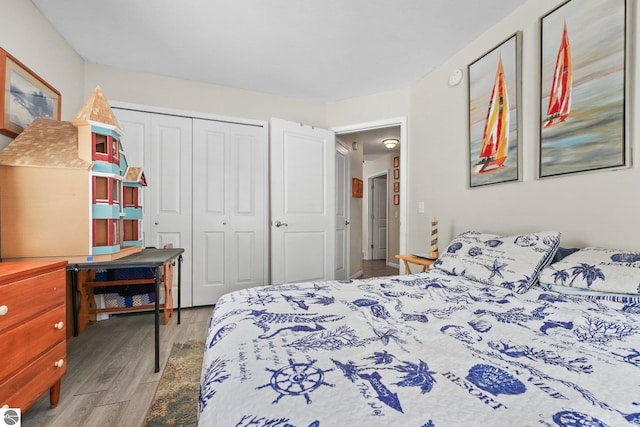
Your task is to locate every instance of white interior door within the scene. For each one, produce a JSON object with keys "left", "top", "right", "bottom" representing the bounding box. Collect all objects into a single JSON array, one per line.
[
  {"left": 115, "top": 109, "right": 193, "bottom": 307},
  {"left": 371, "top": 176, "right": 387, "bottom": 260},
  {"left": 270, "top": 118, "right": 335, "bottom": 284},
  {"left": 192, "top": 119, "right": 267, "bottom": 305},
  {"left": 335, "top": 142, "right": 350, "bottom": 280}
]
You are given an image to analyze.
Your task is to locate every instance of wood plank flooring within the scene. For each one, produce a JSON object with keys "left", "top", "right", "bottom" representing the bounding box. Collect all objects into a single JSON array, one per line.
[
  {"left": 22, "top": 306, "right": 213, "bottom": 427},
  {"left": 360, "top": 259, "right": 399, "bottom": 278}
]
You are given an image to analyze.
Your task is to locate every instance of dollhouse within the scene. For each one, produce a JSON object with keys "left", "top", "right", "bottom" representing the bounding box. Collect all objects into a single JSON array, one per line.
[{"left": 0, "top": 87, "right": 146, "bottom": 262}]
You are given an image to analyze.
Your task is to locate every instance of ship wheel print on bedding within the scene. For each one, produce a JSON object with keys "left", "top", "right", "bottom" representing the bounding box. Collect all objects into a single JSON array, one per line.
[{"left": 256, "top": 358, "right": 335, "bottom": 404}]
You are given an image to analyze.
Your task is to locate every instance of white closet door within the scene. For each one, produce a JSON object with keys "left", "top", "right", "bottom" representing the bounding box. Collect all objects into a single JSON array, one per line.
[
  {"left": 192, "top": 119, "right": 267, "bottom": 305},
  {"left": 114, "top": 108, "right": 194, "bottom": 307}
]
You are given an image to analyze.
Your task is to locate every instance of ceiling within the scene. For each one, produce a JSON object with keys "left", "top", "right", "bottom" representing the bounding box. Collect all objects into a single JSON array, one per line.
[{"left": 32, "top": 0, "right": 527, "bottom": 103}]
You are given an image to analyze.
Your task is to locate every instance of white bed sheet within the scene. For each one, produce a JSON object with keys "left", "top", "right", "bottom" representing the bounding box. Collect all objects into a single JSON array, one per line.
[{"left": 199, "top": 270, "right": 640, "bottom": 427}]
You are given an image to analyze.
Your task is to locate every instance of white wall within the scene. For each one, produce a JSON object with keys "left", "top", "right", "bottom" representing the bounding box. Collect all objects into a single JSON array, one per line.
[
  {"left": 0, "top": 0, "right": 85, "bottom": 150},
  {"left": 84, "top": 64, "right": 326, "bottom": 127},
  {"left": 407, "top": 0, "right": 640, "bottom": 252}
]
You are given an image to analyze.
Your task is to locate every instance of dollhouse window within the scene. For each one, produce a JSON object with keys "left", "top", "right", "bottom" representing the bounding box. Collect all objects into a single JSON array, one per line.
[
  {"left": 123, "top": 186, "right": 139, "bottom": 207},
  {"left": 94, "top": 177, "right": 109, "bottom": 203},
  {"left": 123, "top": 219, "right": 139, "bottom": 241},
  {"left": 112, "top": 138, "right": 120, "bottom": 161},
  {"left": 94, "top": 219, "right": 109, "bottom": 246},
  {"left": 113, "top": 220, "right": 120, "bottom": 245},
  {"left": 93, "top": 219, "right": 119, "bottom": 247},
  {"left": 94, "top": 134, "right": 108, "bottom": 155},
  {"left": 92, "top": 133, "right": 120, "bottom": 165},
  {"left": 113, "top": 181, "right": 120, "bottom": 204}
]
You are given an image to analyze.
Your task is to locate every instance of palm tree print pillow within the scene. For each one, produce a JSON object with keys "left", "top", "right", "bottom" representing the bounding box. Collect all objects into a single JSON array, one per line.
[{"left": 539, "top": 247, "right": 640, "bottom": 295}]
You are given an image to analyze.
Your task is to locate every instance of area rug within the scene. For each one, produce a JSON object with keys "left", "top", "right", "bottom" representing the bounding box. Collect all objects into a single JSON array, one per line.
[{"left": 144, "top": 340, "right": 204, "bottom": 427}]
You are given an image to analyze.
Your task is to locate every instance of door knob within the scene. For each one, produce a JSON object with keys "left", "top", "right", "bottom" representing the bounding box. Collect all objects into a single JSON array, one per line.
[
  {"left": 274, "top": 220, "right": 288, "bottom": 227},
  {"left": 345, "top": 221, "right": 350, "bottom": 226}
]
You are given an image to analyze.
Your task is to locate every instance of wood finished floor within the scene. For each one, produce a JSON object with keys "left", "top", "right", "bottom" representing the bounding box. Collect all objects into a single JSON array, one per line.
[
  {"left": 22, "top": 306, "right": 213, "bottom": 427},
  {"left": 360, "top": 259, "right": 399, "bottom": 278}
]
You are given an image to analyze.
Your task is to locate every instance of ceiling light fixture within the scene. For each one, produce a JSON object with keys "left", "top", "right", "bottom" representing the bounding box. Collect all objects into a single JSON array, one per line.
[{"left": 383, "top": 138, "right": 399, "bottom": 149}]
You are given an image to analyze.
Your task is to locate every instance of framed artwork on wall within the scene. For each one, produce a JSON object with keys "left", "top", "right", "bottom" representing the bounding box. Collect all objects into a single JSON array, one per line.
[
  {"left": 393, "top": 156, "right": 399, "bottom": 168},
  {"left": 539, "top": 0, "right": 628, "bottom": 178},
  {"left": 351, "top": 177, "right": 363, "bottom": 198},
  {"left": 468, "top": 32, "right": 522, "bottom": 188},
  {"left": 0, "top": 48, "right": 61, "bottom": 137},
  {"left": 394, "top": 182, "right": 399, "bottom": 193},
  {"left": 393, "top": 194, "right": 399, "bottom": 205},
  {"left": 393, "top": 168, "right": 399, "bottom": 180}
]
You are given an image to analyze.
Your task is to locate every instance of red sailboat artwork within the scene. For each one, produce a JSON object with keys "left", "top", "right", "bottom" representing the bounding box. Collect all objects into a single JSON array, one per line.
[
  {"left": 474, "top": 57, "right": 509, "bottom": 175},
  {"left": 543, "top": 22, "right": 572, "bottom": 128}
]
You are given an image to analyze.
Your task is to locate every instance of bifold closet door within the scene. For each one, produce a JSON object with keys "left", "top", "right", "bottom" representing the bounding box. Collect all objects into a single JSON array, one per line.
[
  {"left": 192, "top": 119, "right": 267, "bottom": 305},
  {"left": 114, "top": 108, "right": 194, "bottom": 307}
]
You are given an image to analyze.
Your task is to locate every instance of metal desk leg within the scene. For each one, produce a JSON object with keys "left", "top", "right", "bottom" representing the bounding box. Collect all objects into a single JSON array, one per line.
[
  {"left": 177, "top": 254, "right": 182, "bottom": 325},
  {"left": 71, "top": 266, "right": 79, "bottom": 337},
  {"left": 154, "top": 266, "right": 160, "bottom": 373}
]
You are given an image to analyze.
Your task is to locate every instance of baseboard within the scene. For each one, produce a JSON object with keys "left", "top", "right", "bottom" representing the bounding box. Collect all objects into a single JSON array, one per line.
[{"left": 351, "top": 270, "right": 363, "bottom": 279}]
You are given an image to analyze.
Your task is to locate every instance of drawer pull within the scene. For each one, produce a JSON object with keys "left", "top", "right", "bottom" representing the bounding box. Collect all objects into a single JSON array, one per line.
[
  {"left": 0, "top": 305, "right": 7, "bottom": 316},
  {"left": 54, "top": 321, "right": 65, "bottom": 330},
  {"left": 54, "top": 359, "right": 65, "bottom": 368}
]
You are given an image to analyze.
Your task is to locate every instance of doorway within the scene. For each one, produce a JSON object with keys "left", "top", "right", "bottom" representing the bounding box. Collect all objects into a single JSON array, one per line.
[{"left": 333, "top": 117, "right": 407, "bottom": 277}]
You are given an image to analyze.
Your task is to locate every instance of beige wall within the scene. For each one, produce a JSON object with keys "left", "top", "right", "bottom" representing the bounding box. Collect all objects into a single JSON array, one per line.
[
  {"left": 406, "top": 0, "right": 640, "bottom": 252},
  {"left": 84, "top": 64, "right": 327, "bottom": 127},
  {"left": 0, "top": 0, "right": 85, "bottom": 150}
]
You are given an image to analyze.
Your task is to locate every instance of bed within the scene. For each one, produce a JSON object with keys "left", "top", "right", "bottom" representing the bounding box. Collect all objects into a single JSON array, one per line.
[{"left": 198, "top": 231, "right": 640, "bottom": 426}]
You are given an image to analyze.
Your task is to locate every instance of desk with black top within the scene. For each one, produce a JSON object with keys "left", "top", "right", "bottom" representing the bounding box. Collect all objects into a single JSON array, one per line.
[{"left": 67, "top": 247, "right": 184, "bottom": 372}]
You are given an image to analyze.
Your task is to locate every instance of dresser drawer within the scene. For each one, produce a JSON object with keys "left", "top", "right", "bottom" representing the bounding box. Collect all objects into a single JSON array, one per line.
[
  {"left": 0, "top": 268, "right": 66, "bottom": 333},
  {"left": 0, "top": 340, "right": 66, "bottom": 410},
  {"left": 0, "top": 305, "right": 66, "bottom": 380}
]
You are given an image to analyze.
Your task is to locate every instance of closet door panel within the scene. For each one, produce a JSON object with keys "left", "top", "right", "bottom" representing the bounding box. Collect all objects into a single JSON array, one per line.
[
  {"left": 114, "top": 108, "right": 193, "bottom": 308},
  {"left": 193, "top": 121, "right": 229, "bottom": 305},
  {"left": 229, "top": 125, "right": 266, "bottom": 290}
]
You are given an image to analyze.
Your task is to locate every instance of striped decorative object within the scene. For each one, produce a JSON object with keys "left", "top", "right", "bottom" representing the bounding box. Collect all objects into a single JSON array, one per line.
[{"left": 430, "top": 218, "right": 439, "bottom": 259}]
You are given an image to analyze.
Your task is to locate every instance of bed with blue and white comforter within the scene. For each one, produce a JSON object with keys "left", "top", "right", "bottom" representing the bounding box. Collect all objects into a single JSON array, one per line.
[{"left": 198, "top": 232, "right": 640, "bottom": 426}]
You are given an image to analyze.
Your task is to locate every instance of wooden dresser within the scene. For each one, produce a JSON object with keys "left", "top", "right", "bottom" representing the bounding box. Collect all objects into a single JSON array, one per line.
[{"left": 0, "top": 261, "right": 68, "bottom": 411}]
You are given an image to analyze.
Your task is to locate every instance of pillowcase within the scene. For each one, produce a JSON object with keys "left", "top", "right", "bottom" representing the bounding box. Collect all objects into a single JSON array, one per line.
[
  {"left": 539, "top": 282, "right": 640, "bottom": 303},
  {"left": 538, "top": 247, "right": 640, "bottom": 295},
  {"left": 431, "top": 230, "right": 560, "bottom": 293}
]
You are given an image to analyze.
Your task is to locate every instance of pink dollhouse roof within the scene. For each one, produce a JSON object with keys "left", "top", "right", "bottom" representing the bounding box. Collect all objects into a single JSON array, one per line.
[
  {"left": 0, "top": 119, "right": 91, "bottom": 169},
  {"left": 73, "top": 86, "right": 122, "bottom": 131}
]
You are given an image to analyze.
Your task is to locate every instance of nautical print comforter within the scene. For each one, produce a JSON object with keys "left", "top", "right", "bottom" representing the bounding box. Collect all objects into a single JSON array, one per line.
[{"left": 198, "top": 270, "right": 640, "bottom": 427}]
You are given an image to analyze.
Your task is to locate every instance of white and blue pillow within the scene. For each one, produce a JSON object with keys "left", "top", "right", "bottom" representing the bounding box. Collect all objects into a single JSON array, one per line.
[
  {"left": 432, "top": 230, "right": 560, "bottom": 293},
  {"left": 539, "top": 246, "right": 640, "bottom": 296}
]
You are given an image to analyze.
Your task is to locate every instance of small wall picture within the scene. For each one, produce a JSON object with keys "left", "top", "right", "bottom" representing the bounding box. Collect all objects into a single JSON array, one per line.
[
  {"left": 0, "top": 48, "right": 61, "bottom": 137},
  {"left": 351, "top": 177, "right": 363, "bottom": 198},
  {"left": 393, "top": 156, "right": 399, "bottom": 167},
  {"left": 393, "top": 194, "right": 399, "bottom": 205},
  {"left": 393, "top": 168, "right": 399, "bottom": 180},
  {"left": 394, "top": 182, "right": 399, "bottom": 193}
]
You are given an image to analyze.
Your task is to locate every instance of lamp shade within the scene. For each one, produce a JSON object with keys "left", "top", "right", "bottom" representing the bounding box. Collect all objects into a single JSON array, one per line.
[{"left": 383, "top": 138, "right": 398, "bottom": 149}]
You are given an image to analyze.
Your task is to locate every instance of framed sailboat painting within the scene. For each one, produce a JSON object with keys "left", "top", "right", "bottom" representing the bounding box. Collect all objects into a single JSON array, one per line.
[
  {"left": 468, "top": 32, "right": 522, "bottom": 188},
  {"left": 539, "top": 0, "right": 629, "bottom": 178}
]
